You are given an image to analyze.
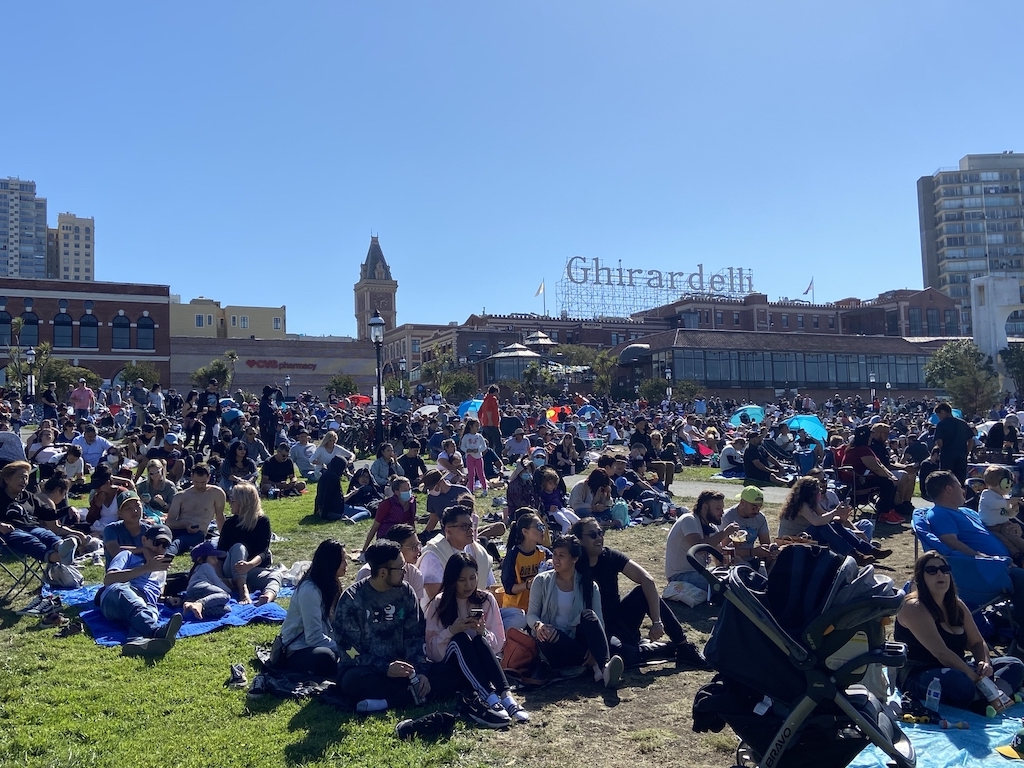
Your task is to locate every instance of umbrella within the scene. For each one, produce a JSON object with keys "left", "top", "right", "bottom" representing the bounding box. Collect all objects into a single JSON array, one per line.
[
  {"left": 414, "top": 404, "right": 440, "bottom": 417},
  {"left": 546, "top": 405, "right": 572, "bottom": 421},
  {"left": 785, "top": 414, "right": 827, "bottom": 443},
  {"left": 577, "top": 404, "right": 601, "bottom": 418},
  {"left": 458, "top": 399, "right": 484, "bottom": 418},
  {"left": 387, "top": 396, "right": 413, "bottom": 414},
  {"left": 928, "top": 408, "right": 963, "bottom": 424},
  {"left": 728, "top": 405, "right": 765, "bottom": 427},
  {"left": 220, "top": 398, "right": 235, "bottom": 408},
  {"left": 349, "top": 394, "right": 371, "bottom": 406}
]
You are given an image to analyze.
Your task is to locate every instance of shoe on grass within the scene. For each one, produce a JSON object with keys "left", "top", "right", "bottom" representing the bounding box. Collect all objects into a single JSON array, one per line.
[
  {"left": 878, "top": 510, "right": 904, "bottom": 525},
  {"left": 122, "top": 637, "right": 174, "bottom": 658},
  {"left": 55, "top": 618, "right": 84, "bottom": 638},
  {"left": 224, "top": 663, "right": 248, "bottom": 688},
  {"left": 460, "top": 694, "right": 510, "bottom": 729},
  {"left": 159, "top": 613, "right": 183, "bottom": 643},
  {"left": 395, "top": 711, "right": 456, "bottom": 741},
  {"left": 675, "top": 642, "right": 711, "bottom": 671},
  {"left": 16, "top": 594, "right": 46, "bottom": 615},
  {"left": 603, "top": 654, "right": 624, "bottom": 688},
  {"left": 40, "top": 611, "right": 69, "bottom": 628}
]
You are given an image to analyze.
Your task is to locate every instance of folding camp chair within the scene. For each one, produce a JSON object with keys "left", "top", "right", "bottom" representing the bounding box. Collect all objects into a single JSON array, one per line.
[{"left": 0, "top": 533, "right": 46, "bottom": 602}]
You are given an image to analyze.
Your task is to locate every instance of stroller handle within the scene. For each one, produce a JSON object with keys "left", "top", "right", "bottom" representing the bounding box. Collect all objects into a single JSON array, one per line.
[{"left": 686, "top": 544, "right": 726, "bottom": 589}]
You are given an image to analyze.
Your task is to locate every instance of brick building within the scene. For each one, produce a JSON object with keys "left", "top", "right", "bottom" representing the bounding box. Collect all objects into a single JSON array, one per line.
[{"left": 0, "top": 277, "right": 171, "bottom": 384}]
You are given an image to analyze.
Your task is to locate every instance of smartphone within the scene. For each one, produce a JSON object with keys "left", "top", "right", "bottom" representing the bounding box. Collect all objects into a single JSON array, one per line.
[{"left": 469, "top": 607, "right": 484, "bottom": 619}]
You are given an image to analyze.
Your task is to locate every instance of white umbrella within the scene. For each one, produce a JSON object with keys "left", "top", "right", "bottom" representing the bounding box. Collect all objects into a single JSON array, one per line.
[{"left": 414, "top": 404, "right": 440, "bottom": 417}]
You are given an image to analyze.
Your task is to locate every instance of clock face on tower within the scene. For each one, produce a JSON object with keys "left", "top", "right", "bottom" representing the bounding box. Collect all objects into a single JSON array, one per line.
[{"left": 373, "top": 295, "right": 391, "bottom": 311}]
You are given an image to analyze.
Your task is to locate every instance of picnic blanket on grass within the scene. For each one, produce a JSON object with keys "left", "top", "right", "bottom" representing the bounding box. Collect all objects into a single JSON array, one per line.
[
  {"left": 44, "top": 584, "right": 290, "bottom": 647},
  {"left": 851, "top": 700, "right": 1024, "bottom": 767}
]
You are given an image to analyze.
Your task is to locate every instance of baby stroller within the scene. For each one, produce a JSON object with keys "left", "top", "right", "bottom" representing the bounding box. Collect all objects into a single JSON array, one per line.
[{"left": 690, "top": 543, "right": 915, "bottom": 768}]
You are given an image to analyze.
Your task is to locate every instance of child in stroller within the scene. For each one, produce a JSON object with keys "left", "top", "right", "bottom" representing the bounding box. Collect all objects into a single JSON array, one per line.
[{"left": 691, "top": 542, "right": 915, "bottom": 768}]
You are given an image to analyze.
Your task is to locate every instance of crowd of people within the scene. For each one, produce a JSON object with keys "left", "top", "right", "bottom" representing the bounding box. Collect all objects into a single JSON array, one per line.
[{"left": 7, "top": 376, "right": 1024, "bottom": 734}]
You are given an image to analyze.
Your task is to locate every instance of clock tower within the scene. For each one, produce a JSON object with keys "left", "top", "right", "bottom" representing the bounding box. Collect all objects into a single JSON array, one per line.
[{"left": 354, "top": 236, "right": 398, "bottom": 341}]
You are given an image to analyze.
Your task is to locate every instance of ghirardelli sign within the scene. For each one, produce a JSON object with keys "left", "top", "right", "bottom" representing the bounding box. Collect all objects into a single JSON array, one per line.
[{"left": 564, "top": 256, "right": 754, "bottom": 295}]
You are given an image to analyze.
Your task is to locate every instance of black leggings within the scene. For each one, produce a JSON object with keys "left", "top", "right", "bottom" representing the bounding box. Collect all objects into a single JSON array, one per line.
[
  {"left": 284, "top": 646, "right": 338, "bottom": 679},
  {"left": 339, "top": 662, "right": 460, "bottom": 707},
  {"left": 604, "top": 585, "right": 688, "bottom": 647},
  {"left": 538, "top": 609, "right": 610, "bottom": 669},
  {"left": 440, "top": 631, "right": 510, "bottom": 701}
]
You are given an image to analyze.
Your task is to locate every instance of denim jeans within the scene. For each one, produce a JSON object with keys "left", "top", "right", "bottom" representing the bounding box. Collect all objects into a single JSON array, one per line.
[
  {"left": 222, "top": 543, "right": 282, "bottom": 598},
  {"left": 100, "top": 583, "right": 162, "bottom": 640},
  {"left": 167, "top": 528, "right": 206, "bottom": 557},
  {"left": 906, "top": 656, "right": 1024, "bottom": 708},
  {"left": 808, "top": 520, "right": 874, "bottom": 556},
  {"left": 4, "top": 526, "right": 62, "bottom": 562},
  {"left": 186, "top": 562, "right": 231, "bottom": 618}
]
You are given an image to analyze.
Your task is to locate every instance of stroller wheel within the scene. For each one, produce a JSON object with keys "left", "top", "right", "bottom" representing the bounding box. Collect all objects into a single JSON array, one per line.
[{"left": 733, "top": 742, "right": 758, "bottom": 768}]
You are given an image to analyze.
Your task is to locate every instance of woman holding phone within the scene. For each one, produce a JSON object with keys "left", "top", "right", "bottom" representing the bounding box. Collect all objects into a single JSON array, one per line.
[{"left": 424, "top": 552, "right": 529, "bottom": 727}]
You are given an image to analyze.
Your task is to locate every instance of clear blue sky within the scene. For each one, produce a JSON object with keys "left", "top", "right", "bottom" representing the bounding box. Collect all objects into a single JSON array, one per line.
[{"left": 5, "top": 1, "right": 1023, "bottom": 337}]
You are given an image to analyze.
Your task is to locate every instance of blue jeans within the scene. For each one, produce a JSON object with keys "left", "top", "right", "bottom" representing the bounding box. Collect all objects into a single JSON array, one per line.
[
  {"left": 907, "top": 656, "right": 1024, "bottom": 708},
  {"left": 669, "top": 571, "right": 708, "bottom": 588},
  {"left": 808, "top": 520, "right": 874, "bottom": 556},
  {"left": 100, "top": 583, "right": 163, "bottom": 641},
  {"left": 222, "top": 543, "right": 282, "bottom": 598},
  {"left": 344, "top": 506, "right": 371, "bottom": 523},
  {"left": 4, "top": 526, "right": 62, "bottom": 562},
  {"left": 167, "top": 528, "right": 206, "bottom": 556}
]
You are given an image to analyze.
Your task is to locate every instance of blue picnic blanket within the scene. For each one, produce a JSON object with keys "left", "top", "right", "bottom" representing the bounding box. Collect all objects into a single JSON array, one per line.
[
  {"left": 851, "top": 700, "right": 1024, "bottom": 767},
  {"left": 45, "top": 584, "right": 291, "bottom": 647}
]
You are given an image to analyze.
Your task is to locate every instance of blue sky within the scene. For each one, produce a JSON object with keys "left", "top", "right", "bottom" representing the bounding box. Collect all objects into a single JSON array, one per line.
[{"left": 5, "top": 1, "right": 1023, "bottom": 337}]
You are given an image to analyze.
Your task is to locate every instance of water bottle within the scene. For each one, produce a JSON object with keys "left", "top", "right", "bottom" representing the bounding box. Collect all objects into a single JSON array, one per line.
[
  {"left": 925, "top": 678, "right": 941, "bottom": 712},
  {"left": 408, "top": 674, "right": 425, "bottom": 706}
]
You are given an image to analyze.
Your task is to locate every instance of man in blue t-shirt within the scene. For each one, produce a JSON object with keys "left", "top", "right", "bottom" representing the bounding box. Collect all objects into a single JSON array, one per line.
[
  {"left": 99, "top": 521, "right": 182, "bottom": 657},
  {"left": 926, "top": 470, "right": 1024, "bottom": 643}
]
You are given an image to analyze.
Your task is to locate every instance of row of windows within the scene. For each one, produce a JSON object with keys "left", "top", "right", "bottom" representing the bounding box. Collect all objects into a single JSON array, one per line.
[
  {"left": 0, "top": 312, "right": 155, "bottom": 350},
  {"left": 195, "top": 314, "right": 282, "bottom": 331},
  {"left": 672, "top": 350, "right": 930, "bottom": 389}
]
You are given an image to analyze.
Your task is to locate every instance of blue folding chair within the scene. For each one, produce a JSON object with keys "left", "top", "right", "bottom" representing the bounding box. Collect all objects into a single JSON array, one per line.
[{"left": 0, "top": 533, "right": 46, "bottom": 602}]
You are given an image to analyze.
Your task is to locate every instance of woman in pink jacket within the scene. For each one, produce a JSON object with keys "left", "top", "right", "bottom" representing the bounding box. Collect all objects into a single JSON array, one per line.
[{"left": 424, "top": 552, "right": 529, "bottom": 727}]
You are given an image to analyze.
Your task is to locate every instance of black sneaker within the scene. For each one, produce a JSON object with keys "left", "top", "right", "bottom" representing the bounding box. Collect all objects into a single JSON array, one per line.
[
  {"left": 395, "top": 711, "right": 456, "bottom": 741},
  {"left": 675, "top": 642, "right": 711, "bottom": 671},
  {"left": 224, "top": 663, "right": 248, "bottom": 688},
  {"left": 460, "top": 694, "right": 511, "bottom": 729}
]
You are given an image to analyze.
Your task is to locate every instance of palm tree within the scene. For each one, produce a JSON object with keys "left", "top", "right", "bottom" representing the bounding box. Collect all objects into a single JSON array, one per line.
[{"left": 224, "top": 350, "right": 239, "bottom": 390}]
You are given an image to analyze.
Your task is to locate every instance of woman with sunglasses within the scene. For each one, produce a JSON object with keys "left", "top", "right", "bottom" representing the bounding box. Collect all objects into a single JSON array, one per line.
[{"left": 894, "top": 550, "right": 1024, "bottom": 709}]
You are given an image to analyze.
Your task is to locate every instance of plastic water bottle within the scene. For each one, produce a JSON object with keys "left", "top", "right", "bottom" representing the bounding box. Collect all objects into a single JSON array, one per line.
[{"left": 925, "top": 678, "right": 941, "bottom": 712}]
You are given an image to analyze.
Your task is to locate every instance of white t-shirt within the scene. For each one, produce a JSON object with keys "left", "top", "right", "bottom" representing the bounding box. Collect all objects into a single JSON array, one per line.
[
  {"left": 665, "top": 511, "right": 717, "bottom": 578},
  {"left": 553, "top": 585, "right": 575, "bottom": 631},
  {"left": 419, "top": 546, "right": 497, "bottom": 589},
  {"left": 979, "top": 488, "right": 1016, "bottom": 528},
  {"left": 310, "top": 444, "right": 354, "bottom": 468},
  {"left": 719, "top": 446, "right": 743, "bottom": 470}
]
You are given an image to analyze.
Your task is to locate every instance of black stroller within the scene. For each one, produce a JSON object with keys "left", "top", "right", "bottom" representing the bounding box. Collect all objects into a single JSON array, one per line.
[{"left": 689, "top": 543, "right": 916, "bottom": 768}]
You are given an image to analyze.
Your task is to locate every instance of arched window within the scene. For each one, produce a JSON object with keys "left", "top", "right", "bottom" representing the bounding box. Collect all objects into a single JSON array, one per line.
[
  {"left": 137, "top": 316, "right": 155, "bottom": 350},
  {"left": 20, "top": 312, "right": 39, "bottom": 347},
  {"left": 79, "top": 315, "right": 98, "bottom": 348},
  {"left": 112, "top": 315, "right": 131, "bottom": 349},
  {"left": 53, "top": 313, "right": 73, "bottom": 348},
  {"left": 0, "top": 312, "right": 10, "bottom": 347}
]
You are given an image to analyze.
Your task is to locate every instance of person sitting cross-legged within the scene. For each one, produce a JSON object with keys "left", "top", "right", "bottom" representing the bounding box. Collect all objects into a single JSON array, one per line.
[
  {"left": 99, "top": 522, "right": 183, "bottom": 657},
  {"left": 335, "top": 539, "right": 460, "bottom": 713},
  {"left": 0, "top": 461, "right": 78, "bottom": 569}
]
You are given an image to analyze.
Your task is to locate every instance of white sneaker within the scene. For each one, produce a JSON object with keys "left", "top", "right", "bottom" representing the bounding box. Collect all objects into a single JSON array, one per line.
[{"left": 603, "top": 654, "right": 624, "bottom": 688}]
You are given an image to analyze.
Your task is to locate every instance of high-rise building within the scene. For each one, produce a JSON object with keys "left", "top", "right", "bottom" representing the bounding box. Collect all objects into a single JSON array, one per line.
[
  {"left": 918, "top": 153, "right": 1024, "bottom": 334},
  {"left": 55, "top": 212, "right": 95, "bottom": 281},
  {"left": 0, "top": 177, "right": 48, "bottom": 279}
]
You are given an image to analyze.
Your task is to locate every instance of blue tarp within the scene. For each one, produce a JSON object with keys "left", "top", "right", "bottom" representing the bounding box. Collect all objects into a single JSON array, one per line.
[
  {"left": 728, "top": 405, "right": 765, "bottom": 427},
  {"left": 786, "top": 414, "right": 828, "bottom": 442},
  {"left": 852, "top": 700, "right": 1024, "bottom": 767},
  {"left": 458, "top": 399, "right": 484, "bottom": 418}
]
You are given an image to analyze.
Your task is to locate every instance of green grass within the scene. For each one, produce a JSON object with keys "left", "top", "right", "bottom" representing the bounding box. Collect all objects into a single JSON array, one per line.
[{"left": 0, "top": 492, "right": 487, "bottom": 768}]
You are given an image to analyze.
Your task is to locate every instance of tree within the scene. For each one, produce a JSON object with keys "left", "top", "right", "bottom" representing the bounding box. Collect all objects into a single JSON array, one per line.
[
  {"left": 550, "top": 344, "right": 598, "bottom": 367},
  {"left": 118, "top": 361, "right": 162, "bottom": 389},
  {"left": 522, "top": 363, "right": 562, "bottom": 397},
  {"left": 639, "top": 377, "right": 672, "bottom": 404},
  {"left": 924, "top": 339, "right": 1001, "bottom": 418},
  {"left": 590, "top": 350, "right": 618, "bottom": 396},
  {"left": 1000, "top": 343, "right": 1024, "bottom": 395},
  {"left": 447, "top": 372, "right": 478, "bottom": 403},
  {"left": 325, "top": 372, "right": 358, "bottom": 397},
  {"left": 224, "top": 350, "right": 239, "bottom": 389},
  {"left": 191, "top": 357, "right": 233, "bottom": 390}
]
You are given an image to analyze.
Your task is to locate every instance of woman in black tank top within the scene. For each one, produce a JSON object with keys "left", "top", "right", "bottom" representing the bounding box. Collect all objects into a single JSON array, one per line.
[{"left": 894, "top": 550, "right": 1024, "bottom": 709}]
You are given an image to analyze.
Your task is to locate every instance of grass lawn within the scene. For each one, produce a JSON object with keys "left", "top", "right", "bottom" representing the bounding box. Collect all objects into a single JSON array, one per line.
[{"left": 0, "top": 471, "right": 923, "bottom": 768}]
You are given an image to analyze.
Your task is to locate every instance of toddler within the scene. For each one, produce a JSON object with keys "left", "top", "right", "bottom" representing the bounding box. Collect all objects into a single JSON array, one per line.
[{"left": 978, "top": 465, "right": 1024, "bottom": 564}]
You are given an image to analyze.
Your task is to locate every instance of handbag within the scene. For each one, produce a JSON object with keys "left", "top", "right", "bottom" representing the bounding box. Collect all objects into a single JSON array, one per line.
[
  {"left": 44, "top": 562, "right": 85, "bottom": 589},
  {"left": 500, "top": 627, "right": 541, "bottom": 682},
  {"left": 267, "top": 631, "right": 299, "bottom": 668}
]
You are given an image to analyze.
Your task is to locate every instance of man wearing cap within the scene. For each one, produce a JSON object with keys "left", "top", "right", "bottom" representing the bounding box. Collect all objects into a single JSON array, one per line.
[
  {"left": 260, "top": 442, "right": 305, "bottom": 497},
  {"left": 129, "top": 378, "right": 149, "bottom": 416},
  {"left": 198, "top": 378, "right": 222, "bottom": 453},
  {"left": 722, "top": 487, "right": 777, "bottom": 566},
  {"left": 100, "top": 523, "right": 183, "bottom": 657},
  {"left": 289, "top": 429, "right": 317, "bottom": 482},
  {"left": 71, "top": 424, "right": 112, "bottom": 471},
  {"left": 39, "top": 381, "right": 59, "bottom": 422},
  {"left": 165, "top": 463, "right": 226, "bottom": 554},
  {"left": 504, "top": 428, "right": 531, "bottom": 463},
  {"left": 69, "top": 379, "right": 95, "bottom": 421}
]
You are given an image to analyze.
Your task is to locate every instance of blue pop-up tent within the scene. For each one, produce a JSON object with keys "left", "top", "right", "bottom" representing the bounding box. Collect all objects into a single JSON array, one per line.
[
  {"left": 458, "top": 399, "right": 484, "bottom": 418},
  {"left": 785, "top": 414, "right": 828, "bottom": 442},
  {"left": 728, "top": 405, "right": 765, "bottom": 427},
  {"left": 577, "top": 404, "right": 601, "bottom": 419}
]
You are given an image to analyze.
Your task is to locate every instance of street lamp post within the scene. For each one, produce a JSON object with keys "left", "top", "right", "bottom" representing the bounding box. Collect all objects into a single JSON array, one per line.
[
  {"left": 868, "top": 372, "right": 876, "bottom": 401},
  {"left": 25, "top": 347, "right": 36, "bottom": 402},
  {"left": 369, "top": 310, "right": 386, "bottom": 447},
  {"left": 399, "top": 357, "right": 407, "bottom": 398},
  {"left": 284, "top": 375, "right": 291, "bottom": 400},
  {"left": 665, "top": 367, "right": 672, "bottom": 402}
]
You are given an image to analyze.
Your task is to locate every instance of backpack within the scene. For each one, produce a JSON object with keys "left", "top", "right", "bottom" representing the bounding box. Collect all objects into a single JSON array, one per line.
[{"left": 44, "top": 562, "right": 85, "bottom": 589}]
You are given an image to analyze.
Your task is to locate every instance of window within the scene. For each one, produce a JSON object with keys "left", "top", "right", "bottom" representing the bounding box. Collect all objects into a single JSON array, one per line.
[
  {"left": 53, "top": 313, "right": 73, "bottom": 347},
  {"left": 273, "top": 317, "right": 281, "bottom": 330},
  {"left": 195, "top": 314, "right": 204, "bottom": 328},
  {"left": 240, "top": 316, "right": 249, "bottom": 329},
  {"left": 0, "top": 311, "right": 10, "bottom": 346},
  {"left": 732, "top": 312, "right": 740, "bottom": 326},
  {"left": 79, "top": 315, "right": 98, "bottom": 348},
  {"left": 797, "top": 315, "right": 805, "bottom": 329},
  {"left": 19, "top": 312, "right": 39, "bottom": 346},
  {"left": 137, "top": 316, "right": 155, "bottom": 350},
  {"left": 411, "top": 339, "right": 420, "bottom": 353},
  {"left": 813, "top": 315, "right": 820, "bottom": 329},
  {"left": 112, "top": 315, "right": 131, "bottom": 349},
  {"left": 926, "top": 308, "right": 941, "bottom": 335},
  {"left": 782, "top": 315, "right": 789, "bottom": 329},
  {"left": 550, "top": 331, "right": 559, "bottom": 342},
  {"left": 231, "top": 315, "right": 237, "bottom": 327},
  {"left": 207, "top": 315, "right": 213, "bottom": 327},
  {"left": 908, "top": 307, "right": 923, "bottom": 336}
]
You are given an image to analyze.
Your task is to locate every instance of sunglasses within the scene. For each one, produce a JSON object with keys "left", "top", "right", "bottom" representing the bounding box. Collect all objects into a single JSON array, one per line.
[
  {"left": 924, "top": 565, "right": 951, "bottom": 576},
  {"left": 151, "top": 540, "right": 171, "bottom": 549},
  {"left": 447, "top": 523, "right": 473, "bottom": 531},
  {"left": 583, "top": 530, "right": 604, "bottom": 540},
  {"left": 532, "top": 523, "right": 547, "bottom": 533}
]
